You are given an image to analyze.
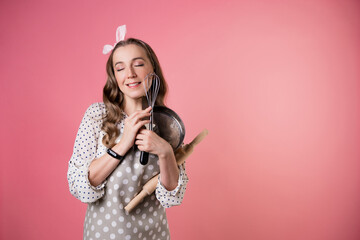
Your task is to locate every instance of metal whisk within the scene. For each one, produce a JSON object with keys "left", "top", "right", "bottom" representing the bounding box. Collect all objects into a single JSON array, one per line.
[
  {"left": 139, "top": 72, "right": 160, "bottom": 165},
  {"left": 143, "top": 72, "right": 160, "bottom": 131}
]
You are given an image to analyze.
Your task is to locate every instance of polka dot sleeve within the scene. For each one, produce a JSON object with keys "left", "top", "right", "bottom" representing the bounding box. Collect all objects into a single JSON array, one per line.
[
  {"left": 67, "top": 103, "right": 107, "bottom": 203},
  {"left": 155, "top": 163, "right": 189, "bottom": 208}
]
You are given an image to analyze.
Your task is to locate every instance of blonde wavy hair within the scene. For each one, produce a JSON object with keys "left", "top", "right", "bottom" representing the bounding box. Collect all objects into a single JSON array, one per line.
[{"left": 102, "top": 38, "right": 168, "bottom": 148}]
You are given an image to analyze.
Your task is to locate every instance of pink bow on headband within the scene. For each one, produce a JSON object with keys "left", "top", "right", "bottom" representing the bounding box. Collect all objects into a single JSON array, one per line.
[{"left": 102, "top": 25, "right": 127, "bottom": 55}]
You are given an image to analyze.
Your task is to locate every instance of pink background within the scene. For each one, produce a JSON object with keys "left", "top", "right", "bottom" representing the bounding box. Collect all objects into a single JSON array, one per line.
[{"left": 1, "top": 0, "right": 360, "bottom": 239}]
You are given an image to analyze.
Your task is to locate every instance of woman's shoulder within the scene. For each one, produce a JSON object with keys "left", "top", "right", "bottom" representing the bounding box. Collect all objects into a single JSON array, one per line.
[{"left": 84, "top": 102, "right": 107, "bottom": 120}]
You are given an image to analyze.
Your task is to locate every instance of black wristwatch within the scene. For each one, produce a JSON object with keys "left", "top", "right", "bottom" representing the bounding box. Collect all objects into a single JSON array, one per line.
[{"left": 106, "top": 148, "right": 124, "bottom": 161}]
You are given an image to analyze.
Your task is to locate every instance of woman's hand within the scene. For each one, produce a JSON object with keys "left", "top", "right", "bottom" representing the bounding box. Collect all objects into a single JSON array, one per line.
[
  {"left": 136, "top": 128, "right": 180, "bottom": 191},
  {"left": 113, "top": 107, "right": 151, "bottom": 155},
  {"left": 135, "top": 129, "right": 173, "bottom": 158}
]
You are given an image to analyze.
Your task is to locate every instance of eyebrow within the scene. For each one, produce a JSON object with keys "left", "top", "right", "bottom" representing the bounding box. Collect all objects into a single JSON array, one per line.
[{"left": 114, "top": 57, "right": 146, "bottom": 67}]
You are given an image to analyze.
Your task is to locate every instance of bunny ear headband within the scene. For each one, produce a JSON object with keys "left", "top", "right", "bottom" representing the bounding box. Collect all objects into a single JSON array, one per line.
[{"left": 102, "top": 25, "right": 127, "bottom": 55}]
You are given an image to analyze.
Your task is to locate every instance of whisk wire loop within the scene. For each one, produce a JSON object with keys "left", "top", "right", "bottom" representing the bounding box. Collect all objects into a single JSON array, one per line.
[{"left": 143, "top": 73, "right": 160, "bottom": 131}]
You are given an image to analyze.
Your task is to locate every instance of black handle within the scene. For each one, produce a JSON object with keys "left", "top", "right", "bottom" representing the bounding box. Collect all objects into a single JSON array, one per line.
[{"left": 140, "top": 151, "right": 149, "bottom": 165}]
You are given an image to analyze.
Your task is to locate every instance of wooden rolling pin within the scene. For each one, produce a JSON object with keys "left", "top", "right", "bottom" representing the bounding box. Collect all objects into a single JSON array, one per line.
[{"left": 124, "top": 129, "right": 208, "bottom": 213}]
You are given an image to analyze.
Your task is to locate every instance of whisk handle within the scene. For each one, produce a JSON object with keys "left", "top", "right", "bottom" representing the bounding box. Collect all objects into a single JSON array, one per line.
[{"left": 140, "top": 151, "right": 149, "bottom": 165}]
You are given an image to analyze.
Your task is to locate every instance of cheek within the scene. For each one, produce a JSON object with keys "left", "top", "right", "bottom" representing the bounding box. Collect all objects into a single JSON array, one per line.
[
  {"left": 141, "top": 65, "right": 154, "bottom": 75},
  {"left": 148, "top": 66, "right": 155, "bottom": 74},
  {"left": 114, "top": 73, "right": 125, "bottom": 85}
]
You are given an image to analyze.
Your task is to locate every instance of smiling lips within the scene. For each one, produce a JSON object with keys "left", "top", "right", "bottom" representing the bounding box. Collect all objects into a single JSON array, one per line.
[{"left": 126, "top": 82, "right": 142, "bottom": 88}]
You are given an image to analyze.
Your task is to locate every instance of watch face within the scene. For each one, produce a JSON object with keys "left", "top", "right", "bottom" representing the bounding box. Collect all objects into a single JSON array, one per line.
[{"left": 107, "top": 148, "right": 123, "bottom": 160}]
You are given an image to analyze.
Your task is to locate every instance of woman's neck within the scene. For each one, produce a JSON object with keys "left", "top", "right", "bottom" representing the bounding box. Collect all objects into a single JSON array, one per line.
[{"left": 122, "top": 97, "right": 148, "bottom": 116}]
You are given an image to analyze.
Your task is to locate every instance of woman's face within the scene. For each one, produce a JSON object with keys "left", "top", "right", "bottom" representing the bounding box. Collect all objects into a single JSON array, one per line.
[{"left": 112, "top": 44, "right": 154, "bottom": 102}]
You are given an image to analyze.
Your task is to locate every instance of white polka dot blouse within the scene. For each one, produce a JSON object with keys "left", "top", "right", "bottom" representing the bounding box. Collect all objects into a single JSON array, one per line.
[{"left": 67, "top": 102, "right": 189, "bottom": 240}]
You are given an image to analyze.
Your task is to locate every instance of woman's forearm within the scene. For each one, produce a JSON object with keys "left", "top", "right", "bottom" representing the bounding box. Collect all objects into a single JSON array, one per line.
[
  {"left": 158, "top": 150, "right": 180, "bottom": 191},
  {"left": 88, "top": 141, "right": 129, "bottom": 187},
  {"left": 88, "top": 155, "right": 120, "bottom": 187}
]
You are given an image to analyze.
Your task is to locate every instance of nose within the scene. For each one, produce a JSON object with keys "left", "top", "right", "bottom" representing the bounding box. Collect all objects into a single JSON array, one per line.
[{"left": 127, "top": 67, "right": 137, "bottom": 78}]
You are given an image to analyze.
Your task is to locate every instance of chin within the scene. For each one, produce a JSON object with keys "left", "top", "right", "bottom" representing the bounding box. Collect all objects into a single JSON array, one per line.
[{"left": 124, "top": 93, "right": 145, "bottom": 101}]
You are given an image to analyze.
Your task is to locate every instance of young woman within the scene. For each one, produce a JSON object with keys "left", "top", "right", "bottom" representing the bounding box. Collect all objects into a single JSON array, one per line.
[{"left": 67, "top": 30, "right": 188, "bottom": 240}]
